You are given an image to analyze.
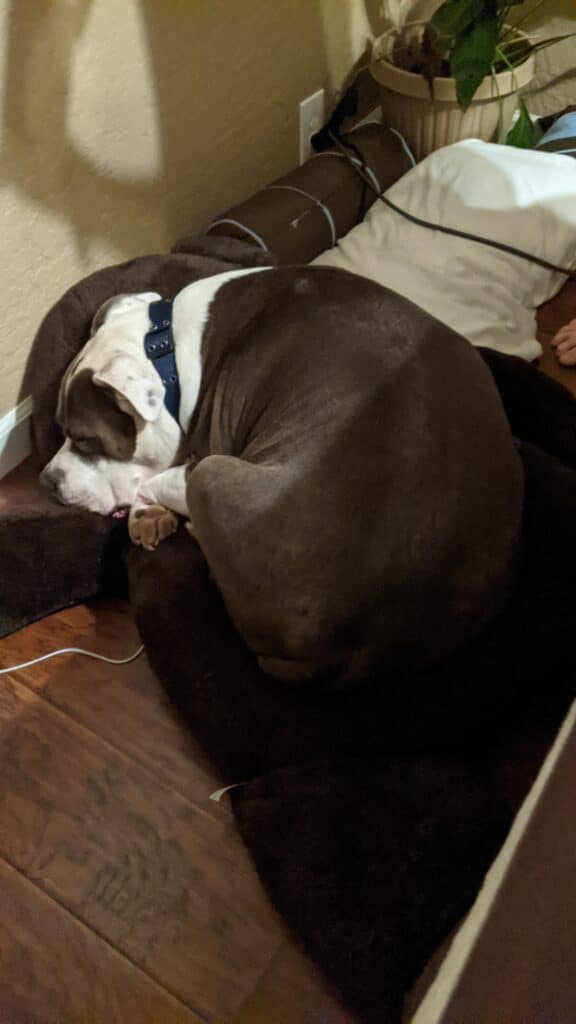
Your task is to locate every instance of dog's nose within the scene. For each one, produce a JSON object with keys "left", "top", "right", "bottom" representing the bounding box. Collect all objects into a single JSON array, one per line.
[{"left": 40, "top": 465, "right": 64, "bottom": 492}]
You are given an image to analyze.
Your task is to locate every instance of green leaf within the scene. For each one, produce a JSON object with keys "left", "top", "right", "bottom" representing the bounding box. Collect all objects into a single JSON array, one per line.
[
  {"left": 496, "top": 36, "right": 533, "bottom": 67},
  {"left": 498, "top": 30, "right": 576, "bottom": 72},
  {"left": 450, "top": 13, "right": 499, "bottom": 109},
  {"left": 526, "top": 31, "right": 576, "bottom": 54},
  {"left": 429, "top": 0, "right": 488, "bottom": 55},
  {"left": 506, "top": 96, "right": 538, "bottom": 148}
]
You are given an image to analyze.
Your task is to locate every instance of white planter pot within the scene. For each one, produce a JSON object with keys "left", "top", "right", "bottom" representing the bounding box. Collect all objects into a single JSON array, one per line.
[{"left": 370, "top": 48, "right": 535, "bottom": 160}]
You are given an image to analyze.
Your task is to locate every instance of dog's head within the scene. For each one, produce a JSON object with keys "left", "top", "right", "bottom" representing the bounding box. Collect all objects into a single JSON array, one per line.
[{"left": 41, "top": 292, "right": 184, "bottom": 514}]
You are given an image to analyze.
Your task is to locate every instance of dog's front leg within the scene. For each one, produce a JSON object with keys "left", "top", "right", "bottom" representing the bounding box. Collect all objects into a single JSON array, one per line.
[{"left": 129, "top": 464, "right": 189, "bottom": 550}]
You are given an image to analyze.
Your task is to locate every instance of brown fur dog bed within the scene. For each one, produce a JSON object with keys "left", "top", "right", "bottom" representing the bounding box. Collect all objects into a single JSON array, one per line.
[
  {"left": 15, "top": 233, "right": 576, "bottom": 1019},
  {"left": 126, "top": 425, "right": 576, "bottom": 1022},
  {"left": 5, "top": 124, "right": 576, "bottom": 1017}
]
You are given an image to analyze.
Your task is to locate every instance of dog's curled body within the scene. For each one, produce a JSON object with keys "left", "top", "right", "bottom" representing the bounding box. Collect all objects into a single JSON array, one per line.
[
  {"left": 45, "top": 265, "right": 523, "bottom": 685},
  {"left": 182, "top": 267, "right": 523, "bottom": 684}
]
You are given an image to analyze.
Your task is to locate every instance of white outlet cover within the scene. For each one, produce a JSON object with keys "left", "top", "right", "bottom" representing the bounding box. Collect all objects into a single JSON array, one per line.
[{"left": 299, "top": 88, "right": 325, "bottom": 165}]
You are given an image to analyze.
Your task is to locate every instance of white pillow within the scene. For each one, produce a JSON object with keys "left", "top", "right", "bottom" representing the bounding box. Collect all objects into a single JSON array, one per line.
[{"left": 314, "top": 139, "right": 576, "bottom": 361}]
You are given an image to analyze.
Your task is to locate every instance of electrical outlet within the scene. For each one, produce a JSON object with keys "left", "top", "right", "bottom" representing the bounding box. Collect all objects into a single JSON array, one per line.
[{"left": 299, "top": 88, "right": 325, "bottom": 165}]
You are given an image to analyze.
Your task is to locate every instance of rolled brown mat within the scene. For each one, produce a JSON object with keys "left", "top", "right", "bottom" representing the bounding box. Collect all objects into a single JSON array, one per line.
[{"left": 174, "top": 123, "right": 414, "bottom": 265}]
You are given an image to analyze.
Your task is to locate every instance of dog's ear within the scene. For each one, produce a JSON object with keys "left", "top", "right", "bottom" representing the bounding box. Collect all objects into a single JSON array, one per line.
[
  {"left": 93, "top": 355, "right": 164, "bottom": 422},
  {"left": 55, "top": 347, "right": 85, "bottom": 428},
  {"left": 55, "top": 375, "right": 67, "bottom": 429},
  {"left": 90, "top": 292, "right": 162, "bottom": 336}
]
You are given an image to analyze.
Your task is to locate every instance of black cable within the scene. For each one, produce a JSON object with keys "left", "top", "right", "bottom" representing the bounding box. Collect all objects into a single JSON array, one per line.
[
  {"left": 331, "top": 132, "right": 370, "bottom": 221},
  {"left": 311, "top": 85, "right": 359, "bottom": 152},
  {"left": 379, "top": 192, "right": 576, "bottom": 281},
  {"left": 311, "top": 85, "right": 367, "bottom": 221}
]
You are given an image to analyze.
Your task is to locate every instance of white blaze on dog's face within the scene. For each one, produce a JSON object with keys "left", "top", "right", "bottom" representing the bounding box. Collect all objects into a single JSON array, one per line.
[{"left": 41, "top": 292, "right": 184, "bottom": 515}]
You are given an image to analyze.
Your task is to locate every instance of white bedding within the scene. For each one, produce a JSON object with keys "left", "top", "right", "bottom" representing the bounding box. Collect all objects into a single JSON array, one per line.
[{"left": 314, "top": 139, "right": 576, "bottom": 361}]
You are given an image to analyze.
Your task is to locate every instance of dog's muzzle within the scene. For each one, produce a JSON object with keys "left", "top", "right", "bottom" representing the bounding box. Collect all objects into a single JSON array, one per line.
[{"left": 40, "top": 464, "right": 65, "bottom": 496}]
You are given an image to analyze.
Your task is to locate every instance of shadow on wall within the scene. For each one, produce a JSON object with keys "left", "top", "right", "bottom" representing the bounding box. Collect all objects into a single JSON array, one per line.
[
  {"left": 523, "top": 0, "right": 576, "bottom": 116},
  {"left": 0, "top": 0, "right": 159, "bottom": 262},
  {"left": 0, "top": 0, "right": 385, "bottom": 266}
]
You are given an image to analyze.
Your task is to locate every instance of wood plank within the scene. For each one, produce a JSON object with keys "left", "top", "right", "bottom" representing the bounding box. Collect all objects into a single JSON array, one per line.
[
  {"left": 0, "top": 675, "right": 282, "bottom": 1020},
  {"left": 0, "top": 857, "right": 201, "bottom": 1024},
  {"left": 0, "top": 599, "right": 222, "bottom": 811},
  {"left": 0, "top": 458, "right": 55, "bottom": 512},
  {"left": 233, "top": 939, "right": 349, "bottom": 1024}
]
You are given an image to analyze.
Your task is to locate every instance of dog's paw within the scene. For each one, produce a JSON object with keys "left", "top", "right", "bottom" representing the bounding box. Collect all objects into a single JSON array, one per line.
[{"left": 129, "top": 504, "right": 178, "bottom": 550}]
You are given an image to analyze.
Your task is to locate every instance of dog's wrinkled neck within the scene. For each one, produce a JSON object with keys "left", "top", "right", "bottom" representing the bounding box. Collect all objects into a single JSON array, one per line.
[{"left": 172, "top": 268, "right": 271, "bottom": 435}]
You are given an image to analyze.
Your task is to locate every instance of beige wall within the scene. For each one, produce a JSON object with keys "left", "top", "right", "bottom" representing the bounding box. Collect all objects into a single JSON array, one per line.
[
  {"left": 2, "top": 1, "right": 573, "bottom": 422},
  {"left": 0, "top": 0, "right": 386, "bottom": 419},
  {"left": 523, "top": 0, "right": 576, "bottom": 116}
]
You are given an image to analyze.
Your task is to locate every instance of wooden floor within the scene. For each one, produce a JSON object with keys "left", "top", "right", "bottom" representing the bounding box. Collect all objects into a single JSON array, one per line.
[{"left": 0, "top": 595, "right": 347, "bottom": 1023}]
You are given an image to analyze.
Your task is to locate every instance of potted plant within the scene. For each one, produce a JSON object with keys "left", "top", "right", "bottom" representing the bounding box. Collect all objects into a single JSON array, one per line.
[{"left": 370, "top": 0, "right": 576, "bottom": 159}]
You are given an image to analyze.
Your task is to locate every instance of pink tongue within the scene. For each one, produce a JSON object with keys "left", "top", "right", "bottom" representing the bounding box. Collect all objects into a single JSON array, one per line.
[{"left": 112, "top": 507, "right": 129, "bottom": 519}]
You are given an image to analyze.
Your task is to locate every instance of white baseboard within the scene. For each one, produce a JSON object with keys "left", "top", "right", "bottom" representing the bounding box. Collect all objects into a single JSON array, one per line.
[{"left": 0, "top": 397, "right": 32, "bottom": 479}]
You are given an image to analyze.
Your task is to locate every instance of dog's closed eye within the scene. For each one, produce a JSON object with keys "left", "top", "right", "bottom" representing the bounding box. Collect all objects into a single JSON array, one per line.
[{"left": 71, "top": 435, "right": 105, "bottom": 456}]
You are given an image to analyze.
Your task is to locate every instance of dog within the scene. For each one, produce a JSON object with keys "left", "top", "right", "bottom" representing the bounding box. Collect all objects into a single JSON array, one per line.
[{"left": 42, "top": 265, "right": 524, "bottom": 684}]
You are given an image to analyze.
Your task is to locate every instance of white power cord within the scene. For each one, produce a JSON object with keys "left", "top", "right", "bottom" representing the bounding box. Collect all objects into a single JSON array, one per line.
[
  {"left": 0, "top": 640, "right": 249, "bottom": 807},
  {"left": 0, "top": 643, "right": 145, "bottom": 676}
]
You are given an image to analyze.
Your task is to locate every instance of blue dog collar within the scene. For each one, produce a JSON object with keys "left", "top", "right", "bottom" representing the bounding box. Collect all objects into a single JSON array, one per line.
[{"left": 143, "top": 299, "right": 181, "bottom": 422}]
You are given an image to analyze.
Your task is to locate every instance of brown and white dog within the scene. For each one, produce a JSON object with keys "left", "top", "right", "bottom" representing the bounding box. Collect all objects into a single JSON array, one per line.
[{"left": 42, "top": 266, "right": 524, "bottom": 684}]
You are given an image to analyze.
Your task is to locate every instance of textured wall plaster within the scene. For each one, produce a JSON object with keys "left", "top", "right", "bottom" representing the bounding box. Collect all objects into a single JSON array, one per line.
[{"left": 0, "top": 0, "right": 380, "bottom": 418}]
